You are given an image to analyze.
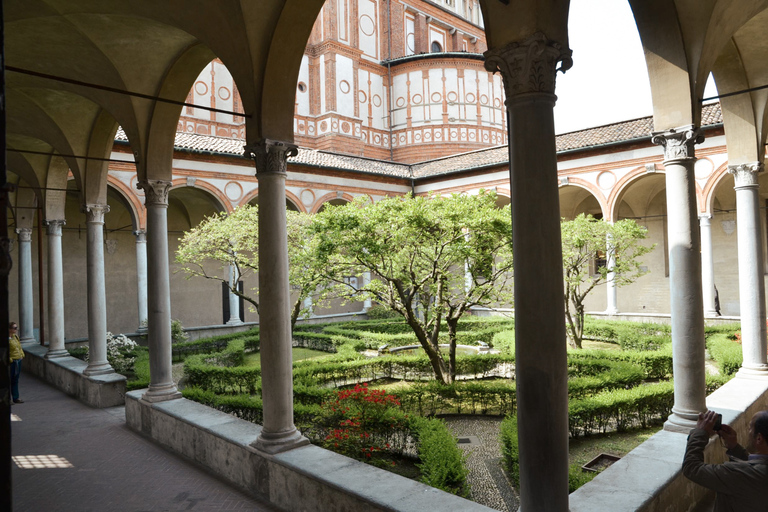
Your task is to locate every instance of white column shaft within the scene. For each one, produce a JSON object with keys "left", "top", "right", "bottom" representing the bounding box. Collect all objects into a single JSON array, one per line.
[
  {"left": 605, "top": 232, "right": 619, "bottom": 315},
  {"left": 485, "top": 33, "right": 571, "bottom": 512},
  {"left": 45, "top": 221, "right": 67, "bottom": 358},
  {"left": 139, "top": 181, "right": 181, "bottom": 402},
  {"left": 699, "top": 215, "right": 717, "bottom": 317},
  {"left": 248, "top": 140, "right": 308, "bottom": 454},
  {"left": 83, "top": 205, "right": 113, "bottom": 375},
  {"left": 16, "top": 228, "right": 35, "bottom": 343},
  {"left": 227, "top": 265, "right": 242, "bottom": 325},
  {"left": 135, "top": 230, "right": 148, "bottom": 331},
  {"left": 729, "top": 163, "right": 768, "bottom": 375},
  {"left": 653, "top": 127, "right": 707, "bottom": 432},
  {"left": 362, "top": 271, "right": 372, "bottom": 310}
]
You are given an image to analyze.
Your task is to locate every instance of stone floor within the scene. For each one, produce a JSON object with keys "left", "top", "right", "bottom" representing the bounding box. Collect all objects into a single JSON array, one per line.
[
  {"left": 11, "top": 373, "right": 280, "bottom": 512},
  {"left": 443, "top": 415, "right": 518, "bottom": 512}
]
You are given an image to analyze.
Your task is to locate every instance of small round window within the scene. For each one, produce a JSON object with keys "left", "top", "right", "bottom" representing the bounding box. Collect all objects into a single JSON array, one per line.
[
  {"left": 431, "top": 41, "right": 442, "bottom": 53},
  {"left": 297, "top": 82, "right": 307, "bottom": 92}
]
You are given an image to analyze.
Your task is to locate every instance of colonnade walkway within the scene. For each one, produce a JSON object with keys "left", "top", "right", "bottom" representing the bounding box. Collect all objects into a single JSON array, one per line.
[{"left": 11, "top": 373, "right": 279, "bottom": 512}]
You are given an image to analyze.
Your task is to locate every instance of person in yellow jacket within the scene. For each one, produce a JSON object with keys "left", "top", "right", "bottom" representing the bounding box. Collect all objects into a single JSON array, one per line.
[{"left": 9, "top": 322, "right": 24, "bottom": 404}]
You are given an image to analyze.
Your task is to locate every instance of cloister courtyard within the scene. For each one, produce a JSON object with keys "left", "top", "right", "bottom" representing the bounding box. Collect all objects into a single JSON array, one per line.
[{"left": 4, "top": 1, "right": 768, "bottom": 511}]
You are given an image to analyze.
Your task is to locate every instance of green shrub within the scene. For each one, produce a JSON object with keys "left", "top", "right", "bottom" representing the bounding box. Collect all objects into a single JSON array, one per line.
[
  {"left": 365, "top": 305, "right": 401, "bottom": 320},
  {"left": 68, "top": 347, "right": 89, "bottom": 361},
  {"left": 491, "top": 330, "right": 515, "bottom": 354},
  {"left": 171, "top": 319, "right": 190, "bottom": 343},
  {"left": 126, "top": 349, "right": 151, "bottom": 391},
  {"left": 569, "top": 464, "right": 598, "bottom": 492},
  {"left": 707, "top": 334, "right": 743, "bottom": 376},
  {"left": 500, "top": 415, "right": 519, "bottom": 488},
  {"left": 410, "top": 416, "right": 469, "bottom": 497}
]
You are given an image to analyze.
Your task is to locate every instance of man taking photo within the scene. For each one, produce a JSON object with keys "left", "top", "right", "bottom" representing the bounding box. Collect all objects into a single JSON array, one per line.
[{"left": 683, "top": 409, "right": 768, "bottom": 511}]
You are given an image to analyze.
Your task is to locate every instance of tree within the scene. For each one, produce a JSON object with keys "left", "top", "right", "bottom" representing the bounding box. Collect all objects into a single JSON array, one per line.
[
  {"left": 175, "top": 204, "right": 330, "bottom": 329},
  {"left": 311, "top": 192, "right": 514, "bottom": 385},
  {"left": 561, "top": 214, "right": 654, "bottom": 348}
]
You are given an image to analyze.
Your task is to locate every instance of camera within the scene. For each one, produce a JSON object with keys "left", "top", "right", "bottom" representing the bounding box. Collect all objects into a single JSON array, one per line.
[{"left": 713, "top": 413, "right": 723, "bottom": 431}]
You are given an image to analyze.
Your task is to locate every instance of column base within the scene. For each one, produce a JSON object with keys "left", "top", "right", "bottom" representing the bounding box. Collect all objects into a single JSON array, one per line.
[
  {"left": 663, "top": 410, "right": 699, "bottom": 433},
  {"left": 604, "top": 307, "right": 619, "bottom": 315},
  {"left": 736, "top": 365, "right": 768, "bottom": 379},
  {"left": 703, "top": 309, "right": 719, "bottom": 318},
  {"left": 45, "top": 349, "right": 69, "bottom": 359},
  {"left": 142, "top": 383, "right": 182, "bottom": 403},
  {"left": 83, "top": 362, "right": 115, "bottom": 376},
  {"left": 225, "top": 319, "right": 243, "bottom": 326},
  {"left": 20, "top": 337, "right": 36, "bottom": 344},
  {"left": 251, "top": 428, "right": 310, "bottom": 455},
  {"left": 137, "top": 325, "right": 148, "bottom": 334}
]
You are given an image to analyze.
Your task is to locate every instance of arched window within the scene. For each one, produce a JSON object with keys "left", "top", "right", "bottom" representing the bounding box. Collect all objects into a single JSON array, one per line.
[{"left": 431, "top": 41, "right": 442, "bottom": 53}]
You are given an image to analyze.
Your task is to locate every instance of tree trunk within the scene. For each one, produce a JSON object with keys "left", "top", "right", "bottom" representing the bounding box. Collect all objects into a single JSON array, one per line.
[
  {"left": 447, "top": 318, "right": 459, "bottom": 383},
  {"left": 404, "top": 314, "right": 450, "bottom": 385}
]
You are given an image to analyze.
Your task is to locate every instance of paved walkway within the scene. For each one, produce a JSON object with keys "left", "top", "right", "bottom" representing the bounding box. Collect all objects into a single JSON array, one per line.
[{"left": 11, "top": 373, "right": 280, "bottom": 512}]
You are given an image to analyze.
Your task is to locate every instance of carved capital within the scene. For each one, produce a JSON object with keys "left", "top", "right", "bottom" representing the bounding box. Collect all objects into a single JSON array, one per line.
[
  {"left": 728, "top": 162, "right": 763, "bottom": 188},
  {"left": 82, "top": 204, "right": 110, "bottom": 223},
  {"left": 44, "top": 219, "right": 65, "bottom": 237},
  {"left": 15, "top": 227, "right": 32, "bottom": 242},
  {"left": 650, "top": 125, "right": 703, "bottom": 162},
  {"left": 483, "top": 32, "right": 572, "bottom": 100},
  {"left": 244, "top": 139, "right": 299, "bottom": 177},
  {"left": 133, "top": 229, "right": 147, "bottom": 243},
  {"left": 137, "top": 180, "right": 172, "bottom": 207}
]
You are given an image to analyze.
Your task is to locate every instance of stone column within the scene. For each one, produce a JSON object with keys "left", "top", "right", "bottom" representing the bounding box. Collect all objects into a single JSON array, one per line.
[
  {"left": 82, "top": 205, "right": 113, "bottom": 375},
  {"left": 45, "top": 220, "right": 67, "bottom": 358},
  {"left": 485, "top": 32, "right": 571, "bottom": 512},
  {"left": 651, "top": 126, "right": 706, "bottom": 432},
  {"left": 226, "top": 265, "right": 243, "bottom": 325},
  {"left": 362, "top": 271, "right": 372, "bottom": 311},
  {"left": 137, "top": 181, "right": 181, "bottom": 402},
  {"left": 729, "top": 163, "right": 768, "bottom": 376},
  {"left": 699, "top": 215, "right": 718, "bottom": 317},
  {"left": 16, "top": 227, "right": 35, "bottom": 343},
  {"left": 605, "top": 232, "right": 619, "bottom": 315},
  {"left": 134, "top": 230, "right": 149, "bottom": 332},
  {"left": 246, "top": 139, "right": 309, "bottom": 454}
]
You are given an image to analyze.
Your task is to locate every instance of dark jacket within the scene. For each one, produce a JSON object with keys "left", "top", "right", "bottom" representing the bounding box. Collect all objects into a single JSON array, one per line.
[{"left": 683, "top": 428, "right": 768, "bottom": 512}]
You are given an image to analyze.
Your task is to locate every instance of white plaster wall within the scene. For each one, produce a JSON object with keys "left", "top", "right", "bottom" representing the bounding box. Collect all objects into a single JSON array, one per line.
[
  {"left": 336, "top": 55, "right": 355, "bottom": 118},
  {"left": 405, "top": 14, "right": 415, "bottom": 56},
  {"left": 296, "top": 56, "right": 310, "bottom": 117},
  {"left": 358, "top": 0, "right": 378, "bottom": 60}
]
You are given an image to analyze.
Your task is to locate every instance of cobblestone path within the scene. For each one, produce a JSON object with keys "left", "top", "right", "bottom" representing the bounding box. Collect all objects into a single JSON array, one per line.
[{"left": 443, "top": 415, "right": 519, "bottom": 512}]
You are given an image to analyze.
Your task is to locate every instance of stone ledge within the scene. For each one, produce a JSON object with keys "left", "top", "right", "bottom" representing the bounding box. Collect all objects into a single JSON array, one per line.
[
  {"left": 22, "top": 343, "right": 126, "bottom": 408},
  {"left": 126, "top": 390, "right": 494, "bottom": 512},
  {"left": 569, "top": 376, "right": 768, "bottom": 512}
]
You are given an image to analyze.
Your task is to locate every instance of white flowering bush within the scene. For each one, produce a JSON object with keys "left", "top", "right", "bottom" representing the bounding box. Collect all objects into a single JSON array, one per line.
[{"left": 82, "top": 332, "right": 139, "bottom": 374}]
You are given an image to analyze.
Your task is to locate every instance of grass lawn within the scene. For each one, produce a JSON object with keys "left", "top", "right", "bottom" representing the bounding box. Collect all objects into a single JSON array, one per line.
[
  {"left": 579, "top": 340, "right": 621, "bottom": 351},
  {"left": 569, "top": 426, "right": 660, "bottom": 468},
  {"left": 243, "top": 347, "right": 330, "bottom": 367}
]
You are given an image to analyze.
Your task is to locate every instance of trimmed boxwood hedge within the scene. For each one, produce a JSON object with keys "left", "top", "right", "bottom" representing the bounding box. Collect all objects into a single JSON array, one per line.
[{"left": 707, "top": 333, "right": 743, "bottom": 376}]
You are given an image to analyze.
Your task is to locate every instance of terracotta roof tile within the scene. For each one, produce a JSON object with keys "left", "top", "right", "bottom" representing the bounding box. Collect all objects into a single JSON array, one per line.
[{"left": 115, "top": 103, "right": 723, "bottom": 180}]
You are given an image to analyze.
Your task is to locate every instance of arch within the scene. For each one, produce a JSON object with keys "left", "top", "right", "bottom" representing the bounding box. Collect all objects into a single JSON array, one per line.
[
  {"left": 170, "top": 178, "right": 232, "bottom": 213},
  {"left": 702, "top": 161, "right": 736, "bottom": 215},
  {"left": 608, "top": 165, "right": 664, "bottom": 222},
  {"left": 107, "top": 175, "right": 145, "bottom": 231},
  {"left": 311, "top": 192, "right": 355, "bottom": 213},
  {"left": 239, "top": 189, "right": 308, "bottom": 213},
  {"left": 558, "top": 178, "right": 609, "bottom": 221}
]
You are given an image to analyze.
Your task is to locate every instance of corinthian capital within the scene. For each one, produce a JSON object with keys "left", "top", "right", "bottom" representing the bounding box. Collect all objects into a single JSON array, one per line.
[
  {"left": 483, "top": 32, "right": 572, "bottom": 99},
  {"left": 244, "top": 139, "right": 299, "bottom": 177},
  {"left": 82, "top": 204, "right": 110, "bottom": 224},
  {"left": 44, "top": 219, "right": 66, "bottom": 236},
  {"left": 650, "top": 125, "right": 703, "bottom": 162},
  {"left": 728, "top": 162, "right": 763, "bottom": 188},
  {"left": 137, "top": 180, "right": 172, "bottom": 207},
  {"left": 15, "top": 227, "right": 32, "bottom": 242}
]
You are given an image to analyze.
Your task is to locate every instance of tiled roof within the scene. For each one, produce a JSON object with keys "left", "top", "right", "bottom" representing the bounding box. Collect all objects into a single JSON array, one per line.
[{"left": 115, "top": 103, "right": 723, "bottom": 180}]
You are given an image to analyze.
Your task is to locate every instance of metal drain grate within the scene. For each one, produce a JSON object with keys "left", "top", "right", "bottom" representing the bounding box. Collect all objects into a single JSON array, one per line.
[{"left": 457, "top": 435, "right": 480, "bottom": 446}]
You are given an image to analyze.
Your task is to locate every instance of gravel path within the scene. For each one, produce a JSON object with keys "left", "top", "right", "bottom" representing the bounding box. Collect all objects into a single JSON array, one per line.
[{"left": 443, "top": 415, "right": 518, "bottom": 512}]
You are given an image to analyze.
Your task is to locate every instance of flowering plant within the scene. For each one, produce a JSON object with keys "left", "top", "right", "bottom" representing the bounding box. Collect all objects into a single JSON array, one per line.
[
  {"left": 83, "top": 332, "right": 139, "bottom": 374},
  {"left": 320, "top": 383, "right": 408, "bottom": 463}
]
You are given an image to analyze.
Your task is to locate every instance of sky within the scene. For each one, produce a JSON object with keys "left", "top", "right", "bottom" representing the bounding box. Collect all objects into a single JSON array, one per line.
[{"left": 553, "top": 0, "right": 718, "bottom": 134}]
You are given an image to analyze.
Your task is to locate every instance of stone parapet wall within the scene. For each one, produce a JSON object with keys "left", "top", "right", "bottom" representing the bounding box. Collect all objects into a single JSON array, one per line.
[
  {"left": 125, "top": 390, "right": 495, "bottom": 512},
  {"left": 569, "top": 376, "right": 768, "bottom": 512},
  {"left": 22, "top": 343, "right": 127, "bottom": 408}
]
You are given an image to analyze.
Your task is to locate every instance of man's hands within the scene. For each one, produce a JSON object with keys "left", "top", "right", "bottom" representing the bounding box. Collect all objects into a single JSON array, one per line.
[
  {"left": 696, "top": 410, "right": 739, "bottom": 449},
  {"left": 718, "top": 424, "right": 739, "bottom": 450},
  {"left": 696, "top": 410, "right": 720, "bottom": 436}
]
